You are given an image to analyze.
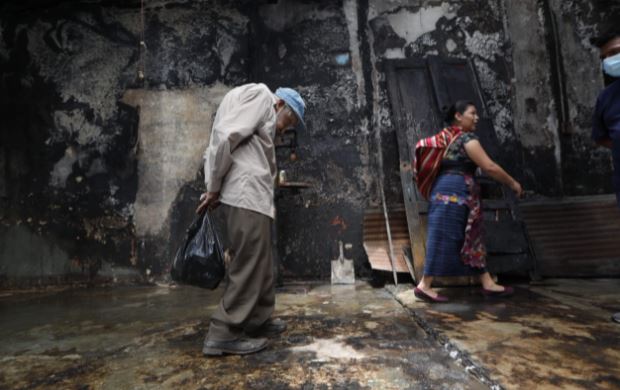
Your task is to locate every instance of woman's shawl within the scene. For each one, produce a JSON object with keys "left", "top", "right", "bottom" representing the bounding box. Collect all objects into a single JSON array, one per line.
[
  {"left": 415, "top": 127, "right": 487, "bottom": 268},
  {"left": 413, "top": 126, "right": 463, "bottom": 199}
]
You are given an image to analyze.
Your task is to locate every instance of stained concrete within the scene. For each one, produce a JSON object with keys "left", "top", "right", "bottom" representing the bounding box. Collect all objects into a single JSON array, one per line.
[
  {"left": 390, "top": 279, "right": 620, "bottom": 390},
  {"left": 0, "top": 282, "right": 486, "bottom": 389}
]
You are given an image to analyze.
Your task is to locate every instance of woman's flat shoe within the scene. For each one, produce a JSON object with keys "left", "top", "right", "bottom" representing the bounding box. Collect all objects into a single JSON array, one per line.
[
  {"left": 414, "top": 287, "right": 449, "bottom": 302},
  {"left": 481, "top": 286, "right": 514, "bottom": 297}
]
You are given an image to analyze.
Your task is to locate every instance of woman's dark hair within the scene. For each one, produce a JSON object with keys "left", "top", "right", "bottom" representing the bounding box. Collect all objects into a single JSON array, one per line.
[
  {"left": 443, "top": 100, "right": 476, "bottom": 125},
  {"left": 590, "top": 25, "right": 620, "bottom": 48}
]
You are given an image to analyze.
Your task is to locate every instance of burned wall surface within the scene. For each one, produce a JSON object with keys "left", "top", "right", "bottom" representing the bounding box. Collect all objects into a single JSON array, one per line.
[
  {"left": 0, "top": 0, "right": 376, "bottom": 285},
  {"left": 0, "top": 1, "right": 251, "bottom": 286},
  {"left": 367, "top": 0, "right": 526, "bottom": 200},
  {"left": 367, "top": 0, "right": 620, "bottom": 199},
  {"left": 250, "top": 0, "right": 375, "bottom": 279},
  {"left": 507, "top": 0, "right": 620, "bottom": 197},
  {"left": 0, "top": 2, "right": 144, "bottom": 286},
  {"left": 0, "top": 0, "right": 618, "bottom": 287},
  {"left": 547, "top": 0, "right": 620, "bottom": 196},
  {"left": 504, "top": 0, "right": 564, "bottom": 196}
]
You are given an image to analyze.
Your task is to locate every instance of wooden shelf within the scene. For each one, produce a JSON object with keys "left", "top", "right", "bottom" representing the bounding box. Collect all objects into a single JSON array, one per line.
[{"left": 278, "top": 181, "right": 312, "bottom": 189}]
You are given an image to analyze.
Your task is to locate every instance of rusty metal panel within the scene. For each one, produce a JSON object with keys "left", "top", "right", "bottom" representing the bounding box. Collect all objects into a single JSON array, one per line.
[{"left": 520, "top": 195, "right": 620, "bottom": 277}]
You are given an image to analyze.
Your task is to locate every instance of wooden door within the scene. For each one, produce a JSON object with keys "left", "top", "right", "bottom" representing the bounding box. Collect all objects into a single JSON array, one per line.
[{"left": 385, "top": 56, "right": 535, "bottom": 282}]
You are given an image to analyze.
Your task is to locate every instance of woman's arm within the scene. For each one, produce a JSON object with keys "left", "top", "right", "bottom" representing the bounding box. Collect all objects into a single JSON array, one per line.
[{"left": 464, "top": 139, "right": 523, "bottom": 197}]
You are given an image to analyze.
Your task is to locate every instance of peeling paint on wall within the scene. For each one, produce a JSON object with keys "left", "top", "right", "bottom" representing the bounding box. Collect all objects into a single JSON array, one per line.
[
  {"left": 372, "top": 2, "right": 458, "bottom": 60},
  {"left": 53, "top": 110, "right": 105, "bottom": 147},
  {"left": 343, "top": 0, "right": 366, "bottom": 109},
  {"left": 385, "top": 4, "right": 456, "bottom": 48},
  {"left": 0, "top": 1, "right": 250, "bottom": 285},
  {"left": 26, "top": 19, "right": 135, "bottom": 123},
  {"left": 465, "top": 31, "right": 501, "bottom": 62},
  {"left": 122, "top": 84, "right": 230, "bottom": 237},
  {"left": 49, "top": 147, "right": 79, "bottom": 188},
  {"left": 445, "top": 38, "right": 457, "bottom": 52},
  {"left": 367, "top": 0, "right": 522, "bottom": 201}
]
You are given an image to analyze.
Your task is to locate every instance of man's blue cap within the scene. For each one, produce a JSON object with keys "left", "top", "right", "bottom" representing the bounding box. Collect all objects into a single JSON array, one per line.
[{"left": 275, "top": 87, "right": 306, "bottom": 129}]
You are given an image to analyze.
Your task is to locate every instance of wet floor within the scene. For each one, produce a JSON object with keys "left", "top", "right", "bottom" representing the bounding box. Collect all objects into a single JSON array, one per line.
[
  {"left": 0, "top": 282, "right": 485, "bottom": 390},
  {"left": 390, "top": 279, "right": 620, "bottom": 390}
]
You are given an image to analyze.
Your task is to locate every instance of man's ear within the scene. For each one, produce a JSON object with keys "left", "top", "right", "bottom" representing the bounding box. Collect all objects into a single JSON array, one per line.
[{"left": 275, "top": 99, "right": 286, "bottom": 110}]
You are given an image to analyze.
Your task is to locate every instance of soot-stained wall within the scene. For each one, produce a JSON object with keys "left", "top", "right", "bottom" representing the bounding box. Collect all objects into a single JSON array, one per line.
[
  {"left": 367, "top": 0, "right": 620, "bottom": 199},
  {"left": 506, "top": 0, "right": 620, "bottom": 197},
  {"left": 0, "top": 0, "right": 377, "bottom": 285},
  {"left": 1, "top": 1, "right": 145, "bottom": 285},
  {"left": 366, "top": 0, "right": 524, "bottom": 201},
  {"left": 0, "top": 0, "right": 617, "bottom": 286},
  {"left": 548, "top": 0, "right": 620, "bottom": 195},
  {"left": 0, "top": 1, "right": 251, "bottom": 285},
  {"left": 248, "top": 1, "right": 375, "bottom": 279}
]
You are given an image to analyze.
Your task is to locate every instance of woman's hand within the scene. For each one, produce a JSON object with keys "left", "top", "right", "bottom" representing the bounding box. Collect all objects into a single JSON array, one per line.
[
  {"left": 510, "top": 181, "right": 523, "bottom": 198},
  {"left": 196, "top": 192, "right": 220, "bottom": 214}
]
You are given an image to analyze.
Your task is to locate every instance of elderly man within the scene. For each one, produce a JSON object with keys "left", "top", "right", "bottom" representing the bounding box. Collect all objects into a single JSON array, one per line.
[
  {"left": 197, "top": 83, "right": 305, "bottom": 355},
  {"left": 591, "top": 28, "right": 620, "bottom": 324}
]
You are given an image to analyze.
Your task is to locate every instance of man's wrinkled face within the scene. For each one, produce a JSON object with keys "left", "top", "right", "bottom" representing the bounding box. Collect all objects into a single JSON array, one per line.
[
  {"left": 601, "top": 37, "right": 620, "bottom": 60},
  {"left": 275, "top": 102, "right": 299, "bottom": 134}
]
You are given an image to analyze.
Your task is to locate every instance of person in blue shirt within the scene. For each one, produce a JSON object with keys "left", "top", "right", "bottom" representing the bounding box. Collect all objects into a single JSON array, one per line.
[{"left": 591, "top": 27, "right": 620, "bottom": 324}]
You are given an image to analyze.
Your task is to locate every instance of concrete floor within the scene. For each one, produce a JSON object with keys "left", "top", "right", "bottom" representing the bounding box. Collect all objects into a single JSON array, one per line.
[
  {"left": 0, "top": 282, "right": 485, "bottom": 390},
  {"left": 390, "top": 279, "right": 620, "bottom": 390}
]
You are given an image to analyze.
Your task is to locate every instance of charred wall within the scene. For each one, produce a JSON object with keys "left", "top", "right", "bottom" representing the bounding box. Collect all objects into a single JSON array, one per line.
[
  {"left": 248, "top": 0, "right": 375, "bottom": 279},
  {"left": 506, "top": 0, "right": 620, "bottom": 197},
  {"left": 0, "top": 0, "right": 376, "bottom": 285},
  {"left": 0, "top": 0, "right": 618, "bottom": 287},
  {"left": 547, "top": 0, "right": 620, "bottom": 195},
  {"left": 366, "top": 0, "right": 525, "bottom": 201},
  {"left": 0, "top": 1, "right": 252, "bottom": 286},
  {"left": 367, "top": 0, "right": 619, "bottom": 200},
  {"left": 0, "top": 2, "right": 144, "bottom": 286}
]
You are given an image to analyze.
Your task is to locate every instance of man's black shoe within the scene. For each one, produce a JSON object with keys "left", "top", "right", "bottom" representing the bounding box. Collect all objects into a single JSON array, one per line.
[
  {"left": 245, "top": 318, "right": 287, "bottom": 337},
  {"left": 202, "top": 337, "right": 268, "bottom": 356}
]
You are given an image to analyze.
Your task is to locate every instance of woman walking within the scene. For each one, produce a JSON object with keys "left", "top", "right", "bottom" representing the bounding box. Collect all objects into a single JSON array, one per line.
[{"left": 413, "top": 101, "right": 523, "bottom": 302}]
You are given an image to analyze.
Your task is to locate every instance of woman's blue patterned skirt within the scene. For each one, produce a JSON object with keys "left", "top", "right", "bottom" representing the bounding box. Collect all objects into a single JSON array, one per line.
[{"left": 423, "top": 174, "right": 486, "bottom": 276}]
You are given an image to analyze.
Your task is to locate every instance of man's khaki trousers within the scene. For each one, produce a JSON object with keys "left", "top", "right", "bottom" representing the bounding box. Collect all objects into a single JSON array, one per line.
[{"left": 206, "top": 205, "right": 275, "bottom": 341}]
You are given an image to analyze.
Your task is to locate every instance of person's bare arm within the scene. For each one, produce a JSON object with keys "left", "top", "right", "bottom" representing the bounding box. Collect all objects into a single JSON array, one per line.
[{"left": 464, "top": 139, "right": 523, "bottom": 197}]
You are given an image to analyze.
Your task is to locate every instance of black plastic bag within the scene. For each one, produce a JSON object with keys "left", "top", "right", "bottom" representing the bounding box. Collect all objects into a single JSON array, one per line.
[{"left": 171, "top": 211, "right": 225, "bottom": 289}]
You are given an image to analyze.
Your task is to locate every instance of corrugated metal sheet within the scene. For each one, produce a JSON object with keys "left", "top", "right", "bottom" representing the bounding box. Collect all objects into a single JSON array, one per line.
[
  {"left": 520, "top": 195, "right": 620, "bottom": 277},
  {"left": 362, "top": 208, "right": 410, "bottom": 273}
]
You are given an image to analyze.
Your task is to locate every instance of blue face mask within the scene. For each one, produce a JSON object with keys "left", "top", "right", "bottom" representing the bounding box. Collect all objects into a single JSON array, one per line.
[{"left": 603, "top": 52, "right": 620, "bottom": 78}]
